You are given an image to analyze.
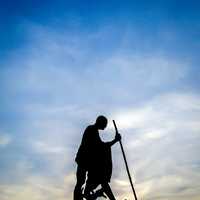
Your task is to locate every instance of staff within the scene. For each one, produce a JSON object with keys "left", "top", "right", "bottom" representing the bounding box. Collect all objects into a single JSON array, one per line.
[{"left": 113, "top": 120, "right": 138, "bottom": 200}]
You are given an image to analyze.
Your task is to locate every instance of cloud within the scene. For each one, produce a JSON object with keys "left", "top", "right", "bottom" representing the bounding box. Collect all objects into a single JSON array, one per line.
[
  {"left": 0, "top": 134, "right": 12, "bottom": 147},
  {"left": 1, "top": 22, "right": 191, "bottom": 107},
  {"left": 110, "top": 92, "right": 200, "bottom": 200},
  {"left": 0, "top": 173, "right": 75, "bottom": 200},
  {"left": 32, "top": 141, "right": 67, "bottom": 154},
  {"left": 30, "top": 140, "right": 69, "bottom": 177}
]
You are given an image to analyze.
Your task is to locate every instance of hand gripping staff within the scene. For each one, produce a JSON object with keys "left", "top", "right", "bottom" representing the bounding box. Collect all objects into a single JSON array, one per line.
[{"left": 113, "top": 120, "right": 138, "bottom": 200}]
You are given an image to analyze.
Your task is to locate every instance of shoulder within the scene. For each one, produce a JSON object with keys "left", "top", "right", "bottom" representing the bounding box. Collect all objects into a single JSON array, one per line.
[
  {"left": 85, "top": 125, "right": 95, "bottom": 132},
  {"left": 83, "top": 125, "right": 94, "bottom": 136},
  {"left": 83, "top": 125, "right": 98, "bottom": 140}
]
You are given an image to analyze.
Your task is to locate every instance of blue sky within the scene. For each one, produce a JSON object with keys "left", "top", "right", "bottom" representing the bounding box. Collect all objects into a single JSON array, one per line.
[{"left": 0, "top": 1, "right": 200, "bottom": 200}]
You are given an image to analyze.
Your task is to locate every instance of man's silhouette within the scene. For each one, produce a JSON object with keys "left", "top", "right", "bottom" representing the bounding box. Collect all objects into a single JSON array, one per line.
[{"left": 74, "top": 115, "right": 121, "bottom": 200}]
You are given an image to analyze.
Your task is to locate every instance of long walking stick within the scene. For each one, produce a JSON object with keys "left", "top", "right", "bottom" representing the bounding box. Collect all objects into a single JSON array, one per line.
[{"left": 113, "top": 120, "right": 138, "bottom": 200}]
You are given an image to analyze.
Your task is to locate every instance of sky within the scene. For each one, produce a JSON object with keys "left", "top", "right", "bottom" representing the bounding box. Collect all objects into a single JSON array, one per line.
[{"left": 0, "top": 0, "right": 200, "bottom": 200}]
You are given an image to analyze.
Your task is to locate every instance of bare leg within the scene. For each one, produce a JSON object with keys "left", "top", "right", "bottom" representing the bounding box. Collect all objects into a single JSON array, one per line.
[
  {"left": 84, "top": 182, "right": 99, "bottom": 198},
  {"left": 74, "top": 166, "right": 87, "bottom": 200},
  {"left": 101, "top": 183, "right": 116, "bottom": 200}
]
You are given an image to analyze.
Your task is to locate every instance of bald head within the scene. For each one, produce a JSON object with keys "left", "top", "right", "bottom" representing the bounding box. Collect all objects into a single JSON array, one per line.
[{"left": 95, "top": 115, "right": 108, "bottom": 130}]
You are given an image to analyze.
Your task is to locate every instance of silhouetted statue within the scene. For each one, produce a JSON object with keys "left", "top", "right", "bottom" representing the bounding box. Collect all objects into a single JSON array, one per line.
[{"left": 74, "top": 115, "right": 121, "bottom": 200}]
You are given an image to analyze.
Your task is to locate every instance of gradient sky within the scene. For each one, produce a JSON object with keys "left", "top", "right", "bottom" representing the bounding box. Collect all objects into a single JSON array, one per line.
[{"left": 0, "top": 1, "right": 200, "bottom": 200}]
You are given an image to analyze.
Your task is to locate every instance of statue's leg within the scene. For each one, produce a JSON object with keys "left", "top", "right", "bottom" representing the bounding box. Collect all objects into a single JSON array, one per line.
[
  {"left": 84, "top": 182, "right": 99, "bottom": 200},
  {"left": 74, "top": 165, "right": 87, "bottom": 200},
  {"left": 101, "top": 183, "right": 116, "bottom": 200},
  {"left": 93, "top": 188, "right": 107, "bottom": 199}
]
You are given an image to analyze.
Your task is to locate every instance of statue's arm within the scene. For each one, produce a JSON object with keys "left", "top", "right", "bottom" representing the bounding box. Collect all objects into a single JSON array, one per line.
[{"left": 105, "top": 133, "right": 121, "bottom": 147}]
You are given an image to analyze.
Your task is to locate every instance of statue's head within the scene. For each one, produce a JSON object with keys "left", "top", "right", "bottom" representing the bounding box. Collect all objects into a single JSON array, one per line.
[{"left": 95, "top": 115, "right": 108, "bottom": 130}]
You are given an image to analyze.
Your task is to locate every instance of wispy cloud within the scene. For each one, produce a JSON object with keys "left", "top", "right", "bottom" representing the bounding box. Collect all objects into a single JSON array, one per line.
[
  {"left": 0, "top": 174, "right": 74, "bottom": 200},
  {"left": 111, "top": 93, "right": 200, "bottom": 200},
  {"left": 0, "top": 133, "right": 12, "bottom": 147}
]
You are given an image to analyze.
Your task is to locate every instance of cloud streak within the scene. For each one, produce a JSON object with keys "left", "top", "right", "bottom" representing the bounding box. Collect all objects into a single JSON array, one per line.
[{"left": 111, "top": 93, "right": 200, "bottom": 200}]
